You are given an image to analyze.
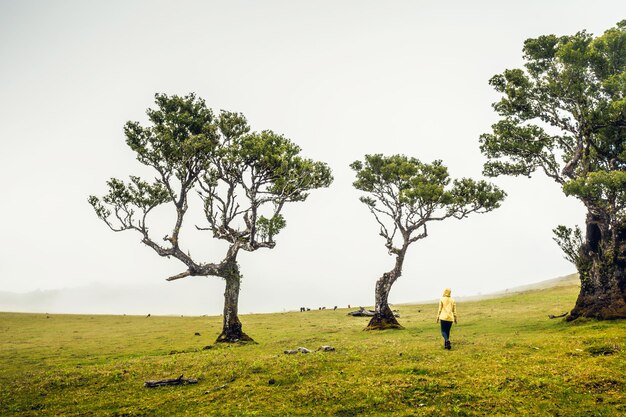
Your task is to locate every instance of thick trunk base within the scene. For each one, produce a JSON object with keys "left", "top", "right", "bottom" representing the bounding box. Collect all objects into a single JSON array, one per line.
[
  {"left": 568, "top": 251, "right": 626, "bottom": 321},
  {"left": 215, "top": 329, "right": 255, "bottom": 344},
  {"left": 366, "top": 313, "right": 404, "bottom": 330},
  {"left": 567, "top": 291, "right": 626, "bottom": 321},
  {"left": 567, "top": 213, "right": 626, "bottom": 321}
]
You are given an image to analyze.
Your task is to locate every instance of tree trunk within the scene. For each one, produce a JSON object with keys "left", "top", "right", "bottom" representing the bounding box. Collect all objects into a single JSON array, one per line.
[
  {"left": 215, "top": 256, "right": 254, "bottom": 343},
  {"left": 568, "top": 211, "right": 626, "bottom": 320},
  {"left": 366, "top": 248, "right": 406, "bottom": 330}
]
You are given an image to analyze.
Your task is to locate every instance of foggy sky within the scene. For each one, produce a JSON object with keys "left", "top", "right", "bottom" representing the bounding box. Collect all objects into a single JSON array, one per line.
[{"left": 1, "top": 1, "right": 624, "bottom": 315}]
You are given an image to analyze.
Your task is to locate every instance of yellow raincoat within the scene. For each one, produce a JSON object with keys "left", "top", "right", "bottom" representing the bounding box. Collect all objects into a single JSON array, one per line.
[{"left": 437, "top": 288, "right": 457, "bottom": 322}]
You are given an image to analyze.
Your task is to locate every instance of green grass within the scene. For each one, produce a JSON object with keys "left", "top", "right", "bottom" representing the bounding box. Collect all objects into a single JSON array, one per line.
[{"left": 1, "top": 281, "right": 625, "bottom": 416}]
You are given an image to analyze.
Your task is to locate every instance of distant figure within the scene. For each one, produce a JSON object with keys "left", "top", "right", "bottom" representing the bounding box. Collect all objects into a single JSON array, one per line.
[
  {"left": 348, "top": 304, "right": 351, "bottom": 309},
  {"left": 333, "top": 306, "right": 337, "bottom": 311},
  {"left": 436, "top": 288, "right": 457, "bottom": 350}
]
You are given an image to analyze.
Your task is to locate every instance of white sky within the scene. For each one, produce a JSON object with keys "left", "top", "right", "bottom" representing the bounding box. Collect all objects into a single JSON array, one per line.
[{"left": 1, "top": 1, "right": 624, "bottom": 315}]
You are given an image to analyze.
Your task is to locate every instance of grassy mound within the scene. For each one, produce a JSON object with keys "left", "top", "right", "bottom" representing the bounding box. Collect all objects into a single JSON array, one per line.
[{"left": 1, "top": 280, "right": 624, "bottom": 416}]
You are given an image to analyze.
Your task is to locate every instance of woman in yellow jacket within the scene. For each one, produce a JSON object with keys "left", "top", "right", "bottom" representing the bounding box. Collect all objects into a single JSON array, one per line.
[{"left": 436, "top": 288, "right": 457, "bottom": 350}]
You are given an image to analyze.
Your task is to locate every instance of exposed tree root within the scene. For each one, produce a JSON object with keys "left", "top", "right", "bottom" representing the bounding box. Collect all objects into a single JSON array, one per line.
[
  {"left": 365, "top": 314, "right": 404, "bottom": 330},
  {"left": 215, "top": 331, "right": 255, "bottom": 344},
  {"left": 567, "top": 294, "right": 626, "bottom": 321}
]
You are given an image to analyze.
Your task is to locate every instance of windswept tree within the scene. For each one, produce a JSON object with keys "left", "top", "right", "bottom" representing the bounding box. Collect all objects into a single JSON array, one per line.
[
  {"left": 89, "top": 93, "right": 333, "bottom": 342},
  {"left": 480, "top": 21, "right": 626, "bottom": 320},
  {"left": 351, "top": 154, "right": 505, "bottom": 329}
]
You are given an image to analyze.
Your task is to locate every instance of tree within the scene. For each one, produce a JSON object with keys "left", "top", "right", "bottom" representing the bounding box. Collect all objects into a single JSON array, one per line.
[
  {"left": 350, "top": 154, "right": 505, "bottom": 329},
  {"left": 480, "top": 21, "right": 626, "bottom": 320},
  {"left": 89, "top": 93, "right": 333, "bottom": 342}
]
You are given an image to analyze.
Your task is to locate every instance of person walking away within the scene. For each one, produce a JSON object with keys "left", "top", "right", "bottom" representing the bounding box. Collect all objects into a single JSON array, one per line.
[{"left": 436, "top": 288, "right": 457, "bottom": 350}]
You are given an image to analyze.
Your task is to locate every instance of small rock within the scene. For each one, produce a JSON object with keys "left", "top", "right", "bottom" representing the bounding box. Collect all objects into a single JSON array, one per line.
[
  {"left": 268, "top": 378, "right": 276, "bottom": 385},
  {"left": 284, "top": 347, "right": 312, "bottom": 354},
  {"left": 318, "top": 345, "right": 335, "bottom": 352},
  {"left": 194, "top": 332, "right": 201, "bottom": 336}
]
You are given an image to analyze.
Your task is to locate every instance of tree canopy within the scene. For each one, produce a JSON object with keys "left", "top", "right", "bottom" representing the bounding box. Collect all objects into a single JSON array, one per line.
[
  {"left": 351, "top": 154, "right": 505, "bottom": 253},
  {"left": 481, "top": 20, "right": 626, "bottom": 207}
]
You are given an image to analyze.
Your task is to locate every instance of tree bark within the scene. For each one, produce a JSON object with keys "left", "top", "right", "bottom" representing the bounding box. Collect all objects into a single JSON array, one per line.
[
  {"left": 568, "top": 211, "right": 626, "bottom": 320},
  {"left": 366, "top": 247, "right": 406, "bottom": 330},
  {"left": 215, "top": 254, "right": 254, "bottom": 343}
]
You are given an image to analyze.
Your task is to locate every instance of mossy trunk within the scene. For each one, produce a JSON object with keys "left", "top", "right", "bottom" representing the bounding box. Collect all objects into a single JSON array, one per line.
[
  {"left": 366, "top": 246, "right": 406, "bottom": 330},
  {"left": 569, "top": 212, "right": 626, "bottom": 320},
  {"left": 215, "top": 257, "right": 254, "bottom": 343}
]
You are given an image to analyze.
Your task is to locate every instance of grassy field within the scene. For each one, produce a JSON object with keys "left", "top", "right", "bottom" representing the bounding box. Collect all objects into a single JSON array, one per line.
[{"left": 1, "top": 277, "right": 625, "bottom": 416}]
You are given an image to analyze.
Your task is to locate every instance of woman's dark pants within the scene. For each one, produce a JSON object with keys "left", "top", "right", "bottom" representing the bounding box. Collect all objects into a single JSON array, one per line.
[{"left": 440, "top": 320, "right": 453, "bottom": 343}]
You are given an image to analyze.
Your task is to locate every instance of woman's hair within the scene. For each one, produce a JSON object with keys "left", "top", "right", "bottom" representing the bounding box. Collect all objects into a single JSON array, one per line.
[{"left": 442, "top": 288, "right": 452, "bottom": 297}]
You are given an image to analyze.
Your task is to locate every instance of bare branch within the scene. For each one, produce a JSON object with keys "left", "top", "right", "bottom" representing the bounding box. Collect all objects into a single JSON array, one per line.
[
  {"left": 166, "top": 271, "right": 192, "bottom": 281},
  {"left": 408, "top": 224, "right": 428, "bottom": 244}
]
